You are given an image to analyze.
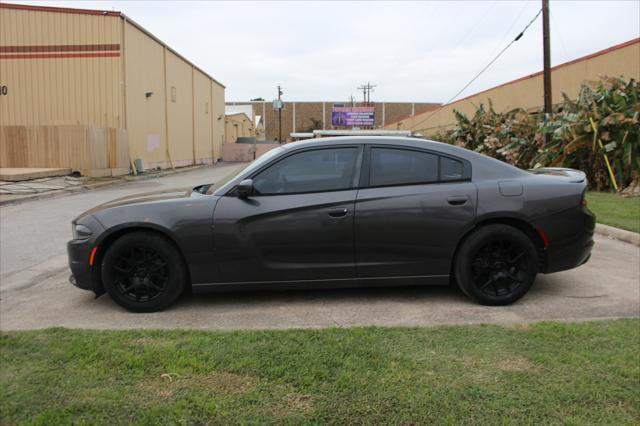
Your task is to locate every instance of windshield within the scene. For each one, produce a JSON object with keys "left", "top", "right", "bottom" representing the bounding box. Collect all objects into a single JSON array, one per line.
[{"left": 207, "top": 145, "right": 286, "bottom": 195}]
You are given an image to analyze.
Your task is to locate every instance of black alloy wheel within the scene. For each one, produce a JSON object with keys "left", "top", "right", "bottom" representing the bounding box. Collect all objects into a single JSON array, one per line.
[
  {"left": 102, "top": 232, "right": 186, "bottom": 312},
  {"left": 470, "top": 238, "right": 528, "bottom": 297},
  {"left": 112, "top": 246, "right": 169, "bottom": 302},
  {"left": 455, "top": 224, "right": 538, "bottom": 305}
]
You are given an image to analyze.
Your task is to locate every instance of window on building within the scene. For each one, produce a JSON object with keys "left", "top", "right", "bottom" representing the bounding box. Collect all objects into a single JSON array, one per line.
[
  {"left": 205, "top": 102, "right": 209, "bottom": 114},
  {"left": 171, "top": 86, "right": 177, "bottom": 102}
]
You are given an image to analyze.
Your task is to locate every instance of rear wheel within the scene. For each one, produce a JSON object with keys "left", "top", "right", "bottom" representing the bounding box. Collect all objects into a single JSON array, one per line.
[
  {"left": 455, "top": 224, "right": 538, "bottom": 305},
  {"left": 101, "top": 232, "right": 186, "bottom": 312}
]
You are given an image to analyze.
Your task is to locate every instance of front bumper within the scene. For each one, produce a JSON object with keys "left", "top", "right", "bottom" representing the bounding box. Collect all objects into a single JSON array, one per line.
[
  {"left": 67, "top": 238, "right": 95, "bottom": 291},
  {"left": 537, "top": 205, "right": 596, "bottom": 274}
]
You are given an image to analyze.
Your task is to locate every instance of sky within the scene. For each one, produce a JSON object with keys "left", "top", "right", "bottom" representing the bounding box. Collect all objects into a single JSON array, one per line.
[{"left": 7, "top": 0, "right": 640, "bottom": 102}]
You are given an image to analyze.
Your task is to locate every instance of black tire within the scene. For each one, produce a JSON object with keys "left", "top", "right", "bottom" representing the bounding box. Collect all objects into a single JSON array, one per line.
[
  {"left": 101, "top": 231, "right": 186, "bottom": 312},
  {"left": 454, "top": 224, "right": 538, "bottom": 306}
]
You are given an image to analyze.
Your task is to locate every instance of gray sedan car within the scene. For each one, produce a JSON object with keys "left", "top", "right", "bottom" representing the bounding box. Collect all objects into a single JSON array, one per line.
[{"left": 68, "top": 137, "right": 595, "bottom": 312}]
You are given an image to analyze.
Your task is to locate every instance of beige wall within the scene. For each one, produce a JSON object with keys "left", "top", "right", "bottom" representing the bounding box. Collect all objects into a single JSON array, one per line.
[
  {"left": 164, "top": 50, "right": 194, "bottom": 167},
  {"left": 193, "top": 69, "right": 213, "bottom": 164},
  {"left": 0, "top": 6, "right": 123, "bottom": 127},
  {"left": 124, "top": 20, "right": 167, "bottom": 167},
  {"left": 387, "top": 39, "right": 640, "bottom": 136},
  {"left": 224, "top": 113, "right": 255, "bottom": 144},
  {"left": 0, "top": 4, "right": 226, "bottom": 171},
  {"left": 211, "top": 82, "right": 225, "bottom": 161}
]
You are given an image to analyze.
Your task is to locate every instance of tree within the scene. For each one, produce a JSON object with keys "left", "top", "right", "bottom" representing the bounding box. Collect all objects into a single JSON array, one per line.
[{"left": 302, "top": 117, "right": 323, "bottom": 133}]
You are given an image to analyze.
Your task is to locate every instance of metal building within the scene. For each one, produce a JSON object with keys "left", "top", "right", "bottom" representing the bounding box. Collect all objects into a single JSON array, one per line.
[{"left": 0, "top": 3, "right": 225, "bottom": 172}]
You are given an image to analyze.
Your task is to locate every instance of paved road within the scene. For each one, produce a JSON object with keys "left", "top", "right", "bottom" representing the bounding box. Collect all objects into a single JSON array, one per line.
[{"left": 1, "top": 165, "right": 638, "bottom": 330}]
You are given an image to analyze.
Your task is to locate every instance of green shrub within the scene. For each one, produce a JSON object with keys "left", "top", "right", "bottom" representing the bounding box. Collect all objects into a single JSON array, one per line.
[{"left": 433, "top": 77, "right": 639, "bottom": 192}]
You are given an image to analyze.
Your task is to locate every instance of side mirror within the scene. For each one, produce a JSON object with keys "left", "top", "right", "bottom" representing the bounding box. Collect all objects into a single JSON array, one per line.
[{"left": 236, "top": 179, "right": 254, "bottom": 198}]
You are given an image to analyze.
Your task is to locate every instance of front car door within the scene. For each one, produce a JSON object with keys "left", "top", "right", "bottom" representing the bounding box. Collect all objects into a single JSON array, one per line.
[
  {"left": 355, "top": 145, "right": 477, "bottom": 280},
  {"left": 212, "top": 145, "right": 363, "bottom": 284}
]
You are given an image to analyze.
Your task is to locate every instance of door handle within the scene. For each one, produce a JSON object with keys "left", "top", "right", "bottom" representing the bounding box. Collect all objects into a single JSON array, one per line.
[
  {"left": 447, "top": 196, "right": 468, "bottom": 206},
  {"left": 328, "top": 208, "right": 348, "bottom": 218}
]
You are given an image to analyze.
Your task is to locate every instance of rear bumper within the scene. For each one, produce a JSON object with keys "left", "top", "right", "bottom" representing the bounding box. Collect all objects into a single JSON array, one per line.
[{"left": 537, "top": 205, "right": 595, "bottom": 274}]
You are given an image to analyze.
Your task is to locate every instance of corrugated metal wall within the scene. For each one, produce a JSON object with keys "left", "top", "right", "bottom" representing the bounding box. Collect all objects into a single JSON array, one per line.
[
  {"left": 0, "top": 4, "right": 226, "bottom": 171},
  {"left": 0, "top": 6, "right": 123, "bottom": 127}
]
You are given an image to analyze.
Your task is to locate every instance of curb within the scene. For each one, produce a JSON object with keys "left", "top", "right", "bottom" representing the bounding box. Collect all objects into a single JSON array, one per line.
[
  {"left": 594, "top": 223, "right": 640, "bottom": 246},
  {"left": 0, "top": 164, "right": 211, "bottom": 207}
]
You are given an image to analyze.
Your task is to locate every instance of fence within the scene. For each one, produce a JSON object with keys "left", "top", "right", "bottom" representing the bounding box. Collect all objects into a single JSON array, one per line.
[
  {"left": 221, "top": 143, "right": 280, "bottom": 162},
  {"left": 0, "top": 125, "right": 130, "bottom": 177}
]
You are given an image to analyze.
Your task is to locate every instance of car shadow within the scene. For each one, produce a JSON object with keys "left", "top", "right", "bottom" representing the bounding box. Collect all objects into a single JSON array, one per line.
[
  {"left": 176, "top": 283, "right": 469, "bottom": 309},
  {"left": 171, "top": 274, "right": 566, "bottom": 311}
]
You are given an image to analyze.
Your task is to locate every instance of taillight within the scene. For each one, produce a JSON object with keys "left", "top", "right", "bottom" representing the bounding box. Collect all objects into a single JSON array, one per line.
[{"left": 581, "top": 197, "right": 588, "bottom": 207}]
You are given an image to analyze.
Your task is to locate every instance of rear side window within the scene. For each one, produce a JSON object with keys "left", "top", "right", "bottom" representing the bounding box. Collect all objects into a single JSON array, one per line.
[
  {"left": 253, "top": 147, "right": 358, "bottom": 194},
  {"left": 370, "top": 148, "right": 438, "bottom": 186},
  {"left": 440, "top": 156, "right": 464, "bottom": 181}
]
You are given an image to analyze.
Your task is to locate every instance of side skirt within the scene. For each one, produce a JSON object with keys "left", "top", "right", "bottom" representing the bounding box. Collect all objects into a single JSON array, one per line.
[{"left": 191, "top": 275, "right": 450, "bottom": 294}]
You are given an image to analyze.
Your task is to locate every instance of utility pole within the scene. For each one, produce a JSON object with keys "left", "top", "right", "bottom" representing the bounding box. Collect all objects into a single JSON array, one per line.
[
  {"left": 276, "top": 85, "right": 283, "bottom": 143},
  {"left": 357, "top": 82, "right": 377, "bottom": 105},
  {"left": 542, "top": 0, "right": 552, "bottom": 144},
  {"left": 358, "top": 84, "right": 367, "bottom": 104}
]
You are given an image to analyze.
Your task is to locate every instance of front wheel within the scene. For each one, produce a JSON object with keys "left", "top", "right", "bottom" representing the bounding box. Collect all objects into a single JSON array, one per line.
[
  {"left": 455, "top": 224, "right": 538, "bottom": 305},
  {"left": 101, "top": 231, "right": 186, "bottom": 312}
]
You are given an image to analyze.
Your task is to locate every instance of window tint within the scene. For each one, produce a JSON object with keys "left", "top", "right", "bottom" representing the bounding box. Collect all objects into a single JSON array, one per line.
[
  {"left": 370, "top": 148, "right": 438, "bottom": 186},
  {"left": 440, "top": 156, "right": 464, "bottom": 181},
  {"left": 253, "top": 148, "right": 358, "bottom": 195}
]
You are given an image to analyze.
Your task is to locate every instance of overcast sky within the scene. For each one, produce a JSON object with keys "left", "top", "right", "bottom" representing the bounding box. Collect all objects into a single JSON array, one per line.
[{"left": 8, "top": 0, "right": 640, "bottom": 102}]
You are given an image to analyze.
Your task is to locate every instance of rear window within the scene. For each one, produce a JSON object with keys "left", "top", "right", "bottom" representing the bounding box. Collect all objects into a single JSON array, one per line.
[
  {"left": 370, "top": 148, "right": 438, "bottom": 186},
  {"left": 440, "top": 156, "right": 464, "bottom": 181}
]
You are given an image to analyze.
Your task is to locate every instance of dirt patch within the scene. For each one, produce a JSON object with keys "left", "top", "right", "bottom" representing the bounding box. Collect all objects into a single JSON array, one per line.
[
  {"left": 272, "top": 390, "right": 314, "bottom": 417},
  {"left": 189, "top": 372, "right": 257, "bottom": 394},
  {"left": 498, "top": 356, "right": 541, "bottom": 372},
  {"left": 137, "top": 371, "right": 257, "bottom": 400}
]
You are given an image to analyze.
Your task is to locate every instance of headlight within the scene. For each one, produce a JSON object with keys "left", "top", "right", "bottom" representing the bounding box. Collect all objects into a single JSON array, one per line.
[{"left": 72, "top": 224, "right": 93, "bottom": 240}]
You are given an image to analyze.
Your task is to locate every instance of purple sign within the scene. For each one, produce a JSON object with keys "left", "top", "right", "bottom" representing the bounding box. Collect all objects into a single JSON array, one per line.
[{"left": 332, "top": 106, "right": 375, "bottom": 127}]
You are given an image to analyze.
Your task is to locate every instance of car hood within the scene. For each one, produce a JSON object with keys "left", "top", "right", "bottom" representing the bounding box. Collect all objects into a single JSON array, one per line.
[{"left": 75, "top": 187, "right": 204, "bottom": 221}]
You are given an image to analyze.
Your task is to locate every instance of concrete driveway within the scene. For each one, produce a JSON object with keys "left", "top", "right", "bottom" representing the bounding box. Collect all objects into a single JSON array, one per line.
[{"left": 1, "top": 164, "right": 638, "bottom": 330}]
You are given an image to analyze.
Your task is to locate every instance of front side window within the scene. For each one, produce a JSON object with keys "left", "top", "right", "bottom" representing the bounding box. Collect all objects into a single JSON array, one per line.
[
  {"left": 253, "top": 148, "right": 359, "bottom": 195},
  {"left": 370, "top": 148, "right": 438, "bottom": 187}
]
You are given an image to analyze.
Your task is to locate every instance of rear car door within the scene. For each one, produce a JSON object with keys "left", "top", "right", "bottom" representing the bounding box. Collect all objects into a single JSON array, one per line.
[
  {"left": 213, "top": 145, "right": 363, "bottom": 284},
  {"left": 355, "top": 145, "right": 477, "bottom": 278}
]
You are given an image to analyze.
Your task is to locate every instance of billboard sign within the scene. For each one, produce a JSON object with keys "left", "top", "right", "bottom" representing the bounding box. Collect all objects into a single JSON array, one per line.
[{"left": 332, "top": 106, "right": 375, "bottom": 127}]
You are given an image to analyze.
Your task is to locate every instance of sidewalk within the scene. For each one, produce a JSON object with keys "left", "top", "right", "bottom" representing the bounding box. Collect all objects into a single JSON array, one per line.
[{"left": 0, "top": 164, "right": 223, "bottom": 206}]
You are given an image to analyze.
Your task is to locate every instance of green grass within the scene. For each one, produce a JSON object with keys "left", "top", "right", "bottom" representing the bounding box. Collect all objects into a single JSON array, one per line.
[
  {"left": 1, "top": 319, "right": 639, "bottom": 425},
  {"left": 586, "top": 191, "right": 640, "bottom": 233}
]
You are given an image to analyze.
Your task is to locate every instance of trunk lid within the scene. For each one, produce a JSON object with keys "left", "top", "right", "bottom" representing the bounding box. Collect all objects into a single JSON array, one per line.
[{"left": 528, "top": 167, "right": 586, "bottom": 183}]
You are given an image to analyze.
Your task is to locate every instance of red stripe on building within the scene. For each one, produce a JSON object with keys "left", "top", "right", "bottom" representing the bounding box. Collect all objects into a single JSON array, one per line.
[
  {"left": 0, "top": 52, "right": 121, "bottom": 59},
  {"left": 0, "top": 44, "right": 120, "bottom": 53}
]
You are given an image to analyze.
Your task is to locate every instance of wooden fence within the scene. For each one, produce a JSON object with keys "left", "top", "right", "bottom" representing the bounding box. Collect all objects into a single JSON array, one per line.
[
  {"left": 0, "top": 126, "right": 130, "bottom": 177},
  {"left": 221, "top": 143, "right": 280, "bottom": 162}
]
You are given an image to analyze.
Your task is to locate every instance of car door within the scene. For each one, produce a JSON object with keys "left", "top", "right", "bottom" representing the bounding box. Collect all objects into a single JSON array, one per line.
[
  {"left": 213, "top": 145, "right": 363, "bottom": 284},
  {"left": 355, "top": 145, "right": 477, "bottom": 278}
]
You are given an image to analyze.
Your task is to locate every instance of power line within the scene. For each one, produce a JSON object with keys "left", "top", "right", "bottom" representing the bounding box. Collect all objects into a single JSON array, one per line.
[{"left": 410, "top": 8, "right": 543, "bottom": 132}]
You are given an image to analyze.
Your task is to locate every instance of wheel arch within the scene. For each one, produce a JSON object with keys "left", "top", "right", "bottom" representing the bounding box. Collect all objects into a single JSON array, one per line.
[
  {"left": 451, "top": 215, "right": 546, "bottom": 280},
  {"left": 91, "top": 223, "right": 191, "bottom": 294}
]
